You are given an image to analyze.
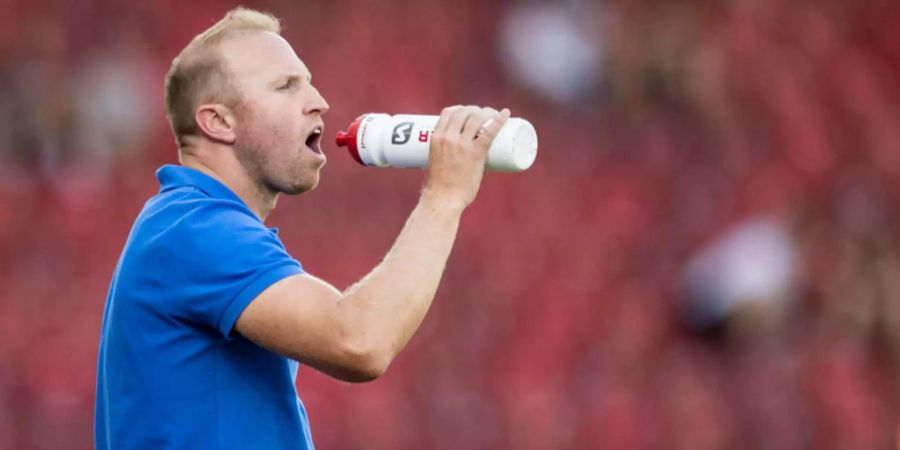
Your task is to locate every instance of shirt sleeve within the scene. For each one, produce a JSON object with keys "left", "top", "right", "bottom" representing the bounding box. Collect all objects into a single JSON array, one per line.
[{"left": 159, "top": 198, "right": 304, "bottom": 338}]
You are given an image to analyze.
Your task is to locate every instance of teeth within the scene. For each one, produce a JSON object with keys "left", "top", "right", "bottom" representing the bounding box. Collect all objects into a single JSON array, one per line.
[
  {"left": 305, "top": 128, "right": 322, "bottom": 142},
  {"left": 304, "top": 126, "right": 324, "bottom": 152}
]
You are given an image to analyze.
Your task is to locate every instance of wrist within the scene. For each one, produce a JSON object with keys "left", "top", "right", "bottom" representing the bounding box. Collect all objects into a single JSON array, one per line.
[{"left": 419, "top": 188, "right": 468, "bottom": 214}]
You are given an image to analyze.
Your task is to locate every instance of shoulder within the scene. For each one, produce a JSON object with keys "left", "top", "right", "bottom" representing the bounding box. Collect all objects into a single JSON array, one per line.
[
  {"left": 131, "top": 187, "right": 277, "bottom": 261},
  {"left": 147, "top": 186, "right": 263, "bottom": 234}
]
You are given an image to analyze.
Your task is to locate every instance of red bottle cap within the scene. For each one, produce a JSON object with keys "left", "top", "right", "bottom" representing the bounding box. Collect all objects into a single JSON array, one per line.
[{"left": 335, "top": 115, "right": 366, "bottom": 166}]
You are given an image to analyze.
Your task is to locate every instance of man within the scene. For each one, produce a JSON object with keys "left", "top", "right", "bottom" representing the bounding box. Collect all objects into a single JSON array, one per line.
[{"left": 94, "top": 7, "right": 510, "bottom": 450}]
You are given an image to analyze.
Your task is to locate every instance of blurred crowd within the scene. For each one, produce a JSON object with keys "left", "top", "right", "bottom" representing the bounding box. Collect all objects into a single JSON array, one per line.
[{"left": 2, "top": 0, "right": 900, "bottom": 448}]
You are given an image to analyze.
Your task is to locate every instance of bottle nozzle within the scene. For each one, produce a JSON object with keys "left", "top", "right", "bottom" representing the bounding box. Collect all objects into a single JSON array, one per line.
[
  {"left": 335, "top": 130, "right": 349, "bottom": 147},
  {"left": 335, "top": 118, "right": 365, "bottom": 165}
]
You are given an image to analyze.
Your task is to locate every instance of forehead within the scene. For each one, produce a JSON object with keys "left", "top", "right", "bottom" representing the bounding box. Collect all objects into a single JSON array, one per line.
[{"left": 219, "top": 31, "right": 310, "bottom": 82}]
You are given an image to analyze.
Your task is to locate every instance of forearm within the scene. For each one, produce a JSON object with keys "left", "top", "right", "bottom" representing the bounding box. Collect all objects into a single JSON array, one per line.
[{"left": 341, "top": 189, "right": 465, "bottom": 360}]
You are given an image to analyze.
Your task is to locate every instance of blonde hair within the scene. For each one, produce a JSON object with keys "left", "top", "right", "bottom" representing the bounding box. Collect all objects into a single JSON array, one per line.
[{"left": 164, "top": 7, "right": 281, "bottom": 147}]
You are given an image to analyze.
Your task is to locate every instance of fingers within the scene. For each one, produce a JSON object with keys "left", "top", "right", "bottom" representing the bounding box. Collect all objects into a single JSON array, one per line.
[
  {"left": 471, "top": 108, "right": 510, "bottom": 148},
  {"left": 445, "top": 105, "right": 479, "bottom": 139},
  {"left": 434, "top": 105, "right": 511, "bottom": 147},
  {"left": 463, "top": 108, "right": 510, "bottom": 144},
  {"left": 434, "top": 105, "right": 460, "bottom": 136},
  {"left": 460, "top": 107, "right": 499, "bottom": 142}
]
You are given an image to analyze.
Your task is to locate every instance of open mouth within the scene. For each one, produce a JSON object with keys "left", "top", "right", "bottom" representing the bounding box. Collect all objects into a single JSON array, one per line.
[{"left": 305, "top": 125, "right": 324, "bottom": 154}]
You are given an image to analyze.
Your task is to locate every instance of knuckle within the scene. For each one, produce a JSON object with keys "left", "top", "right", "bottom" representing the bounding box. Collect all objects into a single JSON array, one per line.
[{"left": 446, "top": 135, "right": 462, "bottom": 147}]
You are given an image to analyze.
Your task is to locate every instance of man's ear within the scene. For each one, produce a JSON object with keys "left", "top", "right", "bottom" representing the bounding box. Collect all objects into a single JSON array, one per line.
[{"left": 195, "top": 104, "right": 237, "bottom": 144}]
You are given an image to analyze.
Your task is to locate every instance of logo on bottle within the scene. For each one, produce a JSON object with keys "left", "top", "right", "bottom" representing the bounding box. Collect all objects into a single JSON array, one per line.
[{"left": 391, "top": 122, "right": 414, "bottom": 145}]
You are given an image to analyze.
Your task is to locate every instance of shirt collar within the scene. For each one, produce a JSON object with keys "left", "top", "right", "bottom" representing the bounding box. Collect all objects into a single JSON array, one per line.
[
  {"left": 156, "top": 164, "right": 246, "bottom": 205},
  {"left": 156, "top": 165, "right": 281, "bottom": 231}
]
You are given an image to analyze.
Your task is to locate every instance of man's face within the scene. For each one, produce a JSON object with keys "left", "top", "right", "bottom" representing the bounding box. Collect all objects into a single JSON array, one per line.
[{"left": 221, "top": 31, "right": 329, "bottom": 195}]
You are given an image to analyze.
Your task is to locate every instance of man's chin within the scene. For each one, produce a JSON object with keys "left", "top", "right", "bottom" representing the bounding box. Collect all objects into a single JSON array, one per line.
[{"left": 283, "top": 176, "right": 319, "bottom": 195}]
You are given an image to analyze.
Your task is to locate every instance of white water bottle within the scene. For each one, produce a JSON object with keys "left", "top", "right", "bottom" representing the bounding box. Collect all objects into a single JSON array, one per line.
[{"left": 335, "top": 113, "right": 538, "bottom": 172}]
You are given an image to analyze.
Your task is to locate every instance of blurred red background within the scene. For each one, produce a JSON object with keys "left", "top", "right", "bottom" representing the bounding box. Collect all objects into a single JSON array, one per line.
[{"left": 2, "top": 0, "right": 900, "bottom": 448}]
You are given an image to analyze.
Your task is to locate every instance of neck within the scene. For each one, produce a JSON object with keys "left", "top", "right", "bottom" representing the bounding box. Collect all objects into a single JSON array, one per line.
[{"left": 180, "top": 150, "right": 278, "bottom": 222}]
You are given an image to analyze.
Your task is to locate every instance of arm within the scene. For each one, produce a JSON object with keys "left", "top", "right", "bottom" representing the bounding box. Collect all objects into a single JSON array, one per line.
[{"left": 235, "top": 106, "right": 510, "bottom": 382}]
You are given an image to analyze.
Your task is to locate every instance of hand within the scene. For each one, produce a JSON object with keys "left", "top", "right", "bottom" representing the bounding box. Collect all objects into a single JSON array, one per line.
[{"left": 422, "top": 105, "right": 511, "bottom": 209}]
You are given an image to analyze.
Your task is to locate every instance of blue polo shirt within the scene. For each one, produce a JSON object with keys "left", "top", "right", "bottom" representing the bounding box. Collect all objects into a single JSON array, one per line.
[{"left": 95, "top": 165, "right": 314, "bottom": 449}]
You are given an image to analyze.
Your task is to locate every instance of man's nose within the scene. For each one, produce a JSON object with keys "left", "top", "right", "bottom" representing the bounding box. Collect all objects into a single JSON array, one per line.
[{"left": 304, "top": 86, "right": 329, "bottom": 115}]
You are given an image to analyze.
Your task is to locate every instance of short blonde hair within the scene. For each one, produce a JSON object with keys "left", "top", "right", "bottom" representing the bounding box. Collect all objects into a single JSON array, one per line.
[{"left": 164, "top": 7, "right": 281, "bottom": 147}]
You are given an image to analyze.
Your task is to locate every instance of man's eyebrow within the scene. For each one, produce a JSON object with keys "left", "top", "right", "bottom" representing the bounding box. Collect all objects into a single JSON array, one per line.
[{"left": 281, "top": 74, "right": 312, "bottom": 83}]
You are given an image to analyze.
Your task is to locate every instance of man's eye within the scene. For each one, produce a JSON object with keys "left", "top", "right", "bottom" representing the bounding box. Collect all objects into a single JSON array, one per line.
[{"left": 277, "top": 81, "right": 293, "bottom": 91}]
